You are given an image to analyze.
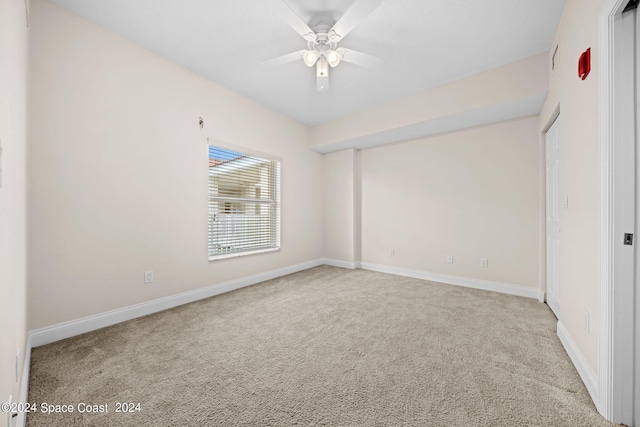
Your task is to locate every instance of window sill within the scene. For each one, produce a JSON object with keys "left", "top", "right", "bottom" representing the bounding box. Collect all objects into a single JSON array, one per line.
[{"left": 208, "top": 247, "right": 280, "bottom": 262}]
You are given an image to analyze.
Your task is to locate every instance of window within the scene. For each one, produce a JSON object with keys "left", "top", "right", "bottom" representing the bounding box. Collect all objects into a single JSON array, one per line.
[{"left": 208, "top": 144, "right": 281, "bottom": 260}]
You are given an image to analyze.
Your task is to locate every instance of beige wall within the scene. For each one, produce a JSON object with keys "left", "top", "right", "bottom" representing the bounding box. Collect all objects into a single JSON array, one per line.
[
  {"left": 0, "top": 0, "right": 28, "bottom": 419},
  {"left": 2, "top": 0, "right": 617, "bottom": 417},
  {"left": 28, "top": 0, "right": 324, "bottom": 330},
  {"left": 22, "top": 0, "right": 611, "bottom": 399},
  {"left": 539, "top": 0, "right": 608, "bottom": 375},
  {"left": 323, "top": 149, "right": 359, "bottom": 264},
  {"left": 317, "top": 53, "right": 548, "bottom": 295},
  {"left": 12, "top": 0, "right": 623, "bottom": 420},
  {"left": 360, "top": 117, "right": 541, "bottom": 289},
  {"left": 316, "top": 0, "right": 608, "bottom": 384},
  {"left": 311, "top": 53, "right": 548, "bottom": 152}
]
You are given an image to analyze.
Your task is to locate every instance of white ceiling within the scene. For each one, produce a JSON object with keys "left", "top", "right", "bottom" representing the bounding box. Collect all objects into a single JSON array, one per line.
[{"left": 48, "top": 0, "right": 566, "bottom": 127}]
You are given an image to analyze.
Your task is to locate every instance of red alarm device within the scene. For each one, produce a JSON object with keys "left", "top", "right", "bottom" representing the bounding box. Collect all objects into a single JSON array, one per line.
[{"left": 578, "top": 48, "right": 591, "bottom": 80}]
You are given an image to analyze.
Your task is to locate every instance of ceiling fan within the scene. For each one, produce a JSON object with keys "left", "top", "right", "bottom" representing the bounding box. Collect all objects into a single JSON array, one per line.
[{"left": 265, "top": 0, "right": 382, "bottom": 92}]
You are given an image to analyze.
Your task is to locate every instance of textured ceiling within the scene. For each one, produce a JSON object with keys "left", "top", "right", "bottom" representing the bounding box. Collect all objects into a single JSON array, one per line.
[{"left": 48, "top": 0, "right": 566, "bottom": 126}]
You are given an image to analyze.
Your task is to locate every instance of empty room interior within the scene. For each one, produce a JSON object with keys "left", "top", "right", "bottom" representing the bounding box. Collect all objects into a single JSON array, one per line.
[{"left": 2, "top": 0, "right": 640, "bottom": 425}]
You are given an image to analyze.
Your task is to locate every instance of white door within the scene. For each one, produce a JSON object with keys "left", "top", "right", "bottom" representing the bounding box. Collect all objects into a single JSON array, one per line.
[
  {"left": 545, "top": 116, "right": 561, "bottom": 318},
  {"left": 602, "top": 2, "right": 638, "bottom": 424},
  {"left": 616, "top": 6, "right": 638, "bottom": 425},
  {"left": 636, "top": 17, "right": 640, "bottom": 427},
  {"left": 632, "top": 5, "right": 640, "bottom": 425}
]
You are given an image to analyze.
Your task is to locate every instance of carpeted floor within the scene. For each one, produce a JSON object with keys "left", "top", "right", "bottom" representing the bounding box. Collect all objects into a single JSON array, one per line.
[{"left": 27, "top": 266, "right": 618, "bottom": 426}]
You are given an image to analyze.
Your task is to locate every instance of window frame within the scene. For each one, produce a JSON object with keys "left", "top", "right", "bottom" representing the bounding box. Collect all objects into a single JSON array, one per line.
[{"left": 207, "top": 139, "right": 281, "bottom": 261}]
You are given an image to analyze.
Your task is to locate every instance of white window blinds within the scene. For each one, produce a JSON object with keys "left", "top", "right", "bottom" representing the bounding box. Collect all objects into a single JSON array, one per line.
[{"left": 208, "top": 145, "right": 281, "bottom": 259}]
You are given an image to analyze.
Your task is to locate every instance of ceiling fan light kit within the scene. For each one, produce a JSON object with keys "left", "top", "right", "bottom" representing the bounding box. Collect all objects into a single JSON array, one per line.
[
  {"left": 326, "top": 49, "right": 342, "bottom": 67},
  {"left": 271, "top": 0, "right": 382, "bottom": 92},
  {"left": 303, "top": 49, "right": 320, "bottom": 67},
  {"left": 303, "top": 44, "right": 341, "bottom": 70}
]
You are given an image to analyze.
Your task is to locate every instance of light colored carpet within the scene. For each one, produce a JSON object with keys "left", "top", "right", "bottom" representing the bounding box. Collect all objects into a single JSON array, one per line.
[{"left": 28, "top": 266, "right": 617, "bottom": 426}]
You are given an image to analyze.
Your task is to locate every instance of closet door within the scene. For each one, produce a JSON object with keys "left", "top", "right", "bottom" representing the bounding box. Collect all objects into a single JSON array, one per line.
[{"left": 545, "top": 115, "right": 561, "bottom": 318}]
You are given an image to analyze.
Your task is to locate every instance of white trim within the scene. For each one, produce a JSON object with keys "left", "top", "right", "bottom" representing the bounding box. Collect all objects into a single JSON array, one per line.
[
  {"left": 544, "top": 114, "right": 562, "bottom": 318},
  {"left": 537, "top": 291, "right": 545, "bottom": 304},
  {"left": 598, "top": 0, "right": 635, "bottom": 422},
  {"left": 598, "top": 2, "right": 616, "bottom": 420},
  {"left": 322, "top": 258, "right": 358, "bottom": 269},
  {"left": 29, "top": 259, "right": 324, "bottom": 347},
  {"left": 539, "top": 106, "right": 560, "bottom": 305},
  {"left": 557, "top": 320, "right": 599, "bottom": 403},
  {"left": 209, "top": 247, "right": 280, "bottom": 261},
  {"left": 16, "top": 335, "right": 31, "bottom": 427},
  {"left": 359, "top": 262, "right": 542, "bottom": 300}
]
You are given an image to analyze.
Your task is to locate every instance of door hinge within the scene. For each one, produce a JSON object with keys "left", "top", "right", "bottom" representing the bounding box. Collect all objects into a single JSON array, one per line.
[{"left": 624, "top": 233, "right": 634, "bottom": 245}]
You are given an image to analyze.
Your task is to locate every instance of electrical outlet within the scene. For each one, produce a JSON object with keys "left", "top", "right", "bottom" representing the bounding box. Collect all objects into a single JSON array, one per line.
[
  {"left": 390, "top": 249, "right": 395, "bottom": 257},
  {"left": 480, "top": 258, "right": 488, "bottom": 267},
  {"left": 144, "top": 271, "right": 154, "bottom": 284},
  {"left": 447, "top": 255, "right": 454, "bottom": 264}
]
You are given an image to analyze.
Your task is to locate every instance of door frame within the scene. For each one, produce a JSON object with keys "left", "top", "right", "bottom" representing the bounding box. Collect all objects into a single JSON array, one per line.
[
  {"left": 599, "top": 0, "right": 637, "bottom": 423},
  {"left": 543, "top": 110, "right": 561, "bottom": 318}
]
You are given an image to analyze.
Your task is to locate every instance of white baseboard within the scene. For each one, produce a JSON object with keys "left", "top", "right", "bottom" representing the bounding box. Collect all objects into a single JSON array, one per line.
[
  {"left": 359, "top": 262, "right": 540, "bottom": 299},
  {"left": 538, "top": 291, "right": 546, "bottom": 303},
  {"left": 557, "top": 320, "right": 599, "bottom": 404},
  {"left": 16, "top": 335, "right": 31, "bottom": 427},
  {"left": 19, "top": 259, "right": 582, "bottom": 426},
  {"left": 29, "top": 258, "right": 324, "bottom": 348},
  {"left": 322, "top": 258, "right": 358, "bottom": 269},
  {"left": 29, "top": 260, "right": 539, "bottom": 349}
]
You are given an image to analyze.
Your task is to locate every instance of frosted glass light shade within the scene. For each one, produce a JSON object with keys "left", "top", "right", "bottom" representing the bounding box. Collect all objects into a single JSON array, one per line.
[
  {"left": 303, "top": 50, "right": 320, "bottom": 67},
  {"left": 326, "top": 49, "right": 341, "bottom": 67}
]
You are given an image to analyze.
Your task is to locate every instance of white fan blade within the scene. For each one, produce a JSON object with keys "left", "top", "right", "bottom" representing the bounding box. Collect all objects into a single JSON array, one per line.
[
  {"left": 338, "top": 48, "right": 381, "bottom": 68},
  {"left": 329, "top": 0, "right": 381, "bottom": 42},
  {"left": 276, "top": 1, "right": 316, "bottom": 42},
  {"left": 262, "top": 50, "right": 306, "bottom": 66}
]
